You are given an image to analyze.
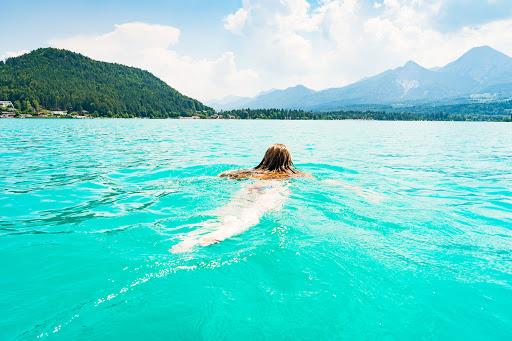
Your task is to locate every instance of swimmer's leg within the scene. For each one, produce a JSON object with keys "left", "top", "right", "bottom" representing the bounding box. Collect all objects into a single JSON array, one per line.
[{"left": 170, "top": 181, "right": 289, "bottom": 253}]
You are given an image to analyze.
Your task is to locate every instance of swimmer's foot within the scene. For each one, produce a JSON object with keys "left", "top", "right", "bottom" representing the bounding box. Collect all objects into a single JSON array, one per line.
[
  {"left": 170, "top": 234, "right": 221, "bottom": 253},
  {"left": 199, "top": 235, "right": 221, "bottom": 247},
  {"left": 170, "top": 238, "right": 197, "bottom": 253}
]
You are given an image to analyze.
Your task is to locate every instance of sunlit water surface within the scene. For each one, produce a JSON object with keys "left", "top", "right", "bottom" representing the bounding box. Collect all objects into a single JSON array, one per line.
[{"left": 1, "top": 119, "right": 511, "bottom": 340}]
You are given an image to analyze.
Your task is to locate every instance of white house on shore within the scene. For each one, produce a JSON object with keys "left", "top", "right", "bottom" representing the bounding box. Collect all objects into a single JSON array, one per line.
[
  {"left": 0, "top": 101, "right": 14, "bottom": 109},
  {"left": 51, "top": 110, "right": 68, "bottom": 116}
]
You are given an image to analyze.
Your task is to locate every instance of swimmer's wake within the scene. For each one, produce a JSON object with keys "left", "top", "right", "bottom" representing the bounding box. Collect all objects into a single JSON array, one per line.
[
  {"left": 169, "top": 144, "right": 383, "bottom": 253},
  {"left": 171, "top": 181, "right": 289, "bottom": 253}
]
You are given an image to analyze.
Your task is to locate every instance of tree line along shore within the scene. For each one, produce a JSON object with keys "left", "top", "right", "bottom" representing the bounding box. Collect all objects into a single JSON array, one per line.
[{"left": 1, "top": 106, "right": 511, "bottom": 122}]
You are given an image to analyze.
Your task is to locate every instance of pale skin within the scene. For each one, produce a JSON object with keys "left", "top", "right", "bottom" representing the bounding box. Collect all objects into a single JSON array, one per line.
[{"left": 170, "top": 179, "right": 291, "bottom": 253}]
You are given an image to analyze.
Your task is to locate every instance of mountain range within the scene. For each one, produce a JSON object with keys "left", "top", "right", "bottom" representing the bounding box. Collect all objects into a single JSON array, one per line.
[{"left": 209, "top": 46, "right": 512, "bottom": 111}]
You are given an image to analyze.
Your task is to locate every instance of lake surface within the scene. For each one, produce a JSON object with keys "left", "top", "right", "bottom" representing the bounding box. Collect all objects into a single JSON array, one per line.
[{"left": 1, "top": 119, "right": 511, "bottom": 340}]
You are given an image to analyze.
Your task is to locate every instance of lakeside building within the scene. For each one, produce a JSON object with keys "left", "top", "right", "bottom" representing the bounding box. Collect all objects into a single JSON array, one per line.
[
  {"left": 179, "top": 115, "right": 201, "bottom": 119},
  {"left": 50, "top": 110, "right": 68, "bottom": 116},
  {"left": 0, "top": 101, "right": 14, "bottom": 109}
]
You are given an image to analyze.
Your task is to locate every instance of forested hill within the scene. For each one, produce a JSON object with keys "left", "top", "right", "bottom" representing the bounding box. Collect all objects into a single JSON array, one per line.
[{"left": 0, "top": 48, "right": 212, "bottom": 117}]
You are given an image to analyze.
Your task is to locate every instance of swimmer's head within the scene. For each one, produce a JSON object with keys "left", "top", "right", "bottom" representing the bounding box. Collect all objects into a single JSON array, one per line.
[{"left": 255, "top": 144, "right": 297, "bottom": 173}]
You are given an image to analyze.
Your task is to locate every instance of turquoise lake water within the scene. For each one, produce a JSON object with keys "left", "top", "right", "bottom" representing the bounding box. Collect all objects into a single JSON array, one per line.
[{"left": 1, "top": 119, "right": 511, "bottom": 340}]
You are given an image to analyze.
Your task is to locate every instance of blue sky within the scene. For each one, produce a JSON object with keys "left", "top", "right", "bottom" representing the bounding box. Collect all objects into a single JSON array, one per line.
[
  {"left": 2, "top": 0, "right": 512, "bottom": 101},
  {"left": 1, "top": 0, "right": 240, "bottom": 58}
]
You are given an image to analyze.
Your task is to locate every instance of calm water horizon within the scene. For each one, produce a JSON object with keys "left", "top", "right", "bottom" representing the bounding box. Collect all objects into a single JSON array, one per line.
[{"left": 1, "top": 119, "right": 511, "bottom": 340}]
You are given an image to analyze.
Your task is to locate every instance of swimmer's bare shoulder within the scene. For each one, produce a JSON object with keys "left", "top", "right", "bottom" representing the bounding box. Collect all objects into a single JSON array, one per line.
[
  {"left": 219, "top": 169, "right": 311, "bottom": 180},
  {"left": 219, "top": 169, "right": 253, "bottom": 179}
]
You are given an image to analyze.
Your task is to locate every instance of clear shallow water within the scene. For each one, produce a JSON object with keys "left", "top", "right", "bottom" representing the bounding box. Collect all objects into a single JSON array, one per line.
[{"left": 1, "top": 119, "right": 511, "bottom": 340}]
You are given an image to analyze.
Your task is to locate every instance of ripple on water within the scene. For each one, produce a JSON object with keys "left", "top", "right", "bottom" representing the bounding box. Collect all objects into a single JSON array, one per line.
[{"left": 0, "top": 120, "right": 511, "bottom": 340}]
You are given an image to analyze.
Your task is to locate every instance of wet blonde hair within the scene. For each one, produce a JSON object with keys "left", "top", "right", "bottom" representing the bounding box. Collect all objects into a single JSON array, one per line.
[
  {"left": 254, "top": 144, "right": 298, "bottom": 174},
  {"left": 219, "top": 144, "right": 304, "bottom": 179}
]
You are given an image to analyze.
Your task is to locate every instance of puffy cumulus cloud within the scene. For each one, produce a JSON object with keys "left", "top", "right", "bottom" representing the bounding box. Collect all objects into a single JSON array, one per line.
[
  {"left": 50, "top": 22, "right": 260, "bottom": 101},
  {"left": 224, "top": 7, "right": 249, "bottom": 34},
  {"left": 222, "top": 0, "right": 512, "bottom": 94},
  {"left": 70, "top": 22, "right": 180, "bottom": 50}
]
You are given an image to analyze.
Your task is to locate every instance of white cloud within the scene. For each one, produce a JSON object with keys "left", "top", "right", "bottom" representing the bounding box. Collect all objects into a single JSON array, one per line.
[
  {"left": 50, "top": 22, "right": 260, "bottom": 101},
  {"left": 1, "top": 49, "right": 29, "bottom": 61},
  {"left": 224, "top": 8, "right": 249, "bottom": 34},
  {"left": 221, "top": 0, "right": 512, "bottom": 95}
]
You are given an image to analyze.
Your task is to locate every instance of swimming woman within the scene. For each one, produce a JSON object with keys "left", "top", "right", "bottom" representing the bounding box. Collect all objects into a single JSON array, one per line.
[
  {"left": 219, "top": 143, "right": 309, "bottom": 180},
  {"left": 170, "top": 144, "right": 308, "bottom": 253},
  {"left": 170, "top": 143, "right": 382, "bottom": 253}
]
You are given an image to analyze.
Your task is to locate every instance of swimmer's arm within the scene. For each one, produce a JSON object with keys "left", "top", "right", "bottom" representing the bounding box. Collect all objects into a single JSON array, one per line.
[
  {"left": 218, "top": 170, "right": 234, "bottom": 177},
  {"left": 219, "top": 169, "right": 253, "bottom": 179},
  {"left": 322, "top": 179, "right": 384, "bottom": 204},
  {"left": 220, "top": 169, "right": 312, "bottom": 180}
]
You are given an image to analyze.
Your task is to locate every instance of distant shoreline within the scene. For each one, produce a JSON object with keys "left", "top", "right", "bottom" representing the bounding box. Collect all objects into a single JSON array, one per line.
[
  {"left": 2, "top": 107, "right": 510, "bottom": 122},
  {"left": 1, "top": 117, "right": 510, "bottom": 122}
]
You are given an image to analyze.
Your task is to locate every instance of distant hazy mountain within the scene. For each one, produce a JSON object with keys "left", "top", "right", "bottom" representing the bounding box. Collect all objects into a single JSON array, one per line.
[
  {"left": 208, "top": 85, "right": 316, "bottom": 110},
  {"left": 213, "top": 46, "right": 512, "bottom": 111},
  {"left": 245, "top": 85, "right": 316, "bottom": 109},
  {"left": 440, "top": 46, "right": 512, "bottom": 88},
  {"left": 207, "top": 95, "right": 252, "bottom": 111}
]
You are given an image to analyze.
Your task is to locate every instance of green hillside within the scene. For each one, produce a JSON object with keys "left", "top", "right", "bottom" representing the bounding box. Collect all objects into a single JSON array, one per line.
[{"left": 0, "top": 48, "right": 212, "bottom": 117}]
